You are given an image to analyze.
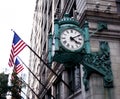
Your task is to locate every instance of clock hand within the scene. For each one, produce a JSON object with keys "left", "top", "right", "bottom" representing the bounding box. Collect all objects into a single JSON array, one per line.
[
  {"left": 70, "top": 37, "right": 81, "bottom": 44},
  {"left": 72, "top": 34, "right": 81, "bottom": 38}
]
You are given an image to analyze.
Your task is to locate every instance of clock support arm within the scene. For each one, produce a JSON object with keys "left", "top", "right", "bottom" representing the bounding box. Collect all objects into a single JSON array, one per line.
[
  {"left": 50, "top": 14, "right": 113, "bottom": 92},
  {"left": 90, "top": 22, "right": 107, "bottom": 36},
  {"left": 81, "top": 41, "right": 113, "bottom": 91}
]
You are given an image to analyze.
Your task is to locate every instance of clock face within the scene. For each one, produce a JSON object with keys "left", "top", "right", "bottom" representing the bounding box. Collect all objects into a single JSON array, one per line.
[{"left": 60, "top": 29, "right": 84, "bottom": 51}]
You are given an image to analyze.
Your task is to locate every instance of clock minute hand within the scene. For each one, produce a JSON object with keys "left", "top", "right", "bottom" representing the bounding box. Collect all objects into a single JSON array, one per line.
[{"left": 72, "top": 34, "right": 81, "bottom": 38}]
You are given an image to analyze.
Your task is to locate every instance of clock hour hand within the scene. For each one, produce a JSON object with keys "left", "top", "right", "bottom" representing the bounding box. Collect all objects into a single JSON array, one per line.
[{"left": 70, "top": 37, "right": 81, "bottom": 44}]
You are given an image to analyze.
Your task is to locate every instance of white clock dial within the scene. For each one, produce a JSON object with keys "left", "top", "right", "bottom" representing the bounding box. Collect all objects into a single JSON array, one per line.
[{"left": 60, "top": 29, "right": 84, "bottom": 51}]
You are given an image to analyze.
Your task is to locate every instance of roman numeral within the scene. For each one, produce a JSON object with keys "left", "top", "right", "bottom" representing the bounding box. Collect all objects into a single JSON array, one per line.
[
  {"left": 62, "top": 37, "right": 65, "bottom": 39},
  {"left": 63, "top": 40, "right": 67, "bottom": 44},
  {"left": 76, "top": 44, "right": 80, "bottom": 48},
  {"left": 66, "top": 30, "right": 69, "bottom": 34},
  {"left": 71, "top": 29, "right": 73, "bottom": 33},
  {"left": 66, "top": 43, "right": 70, "bottom": 47},
  {"left": 71, "top": 45, "right": 74, "bottom": 48},
  {"left": 63, "top": 33, "right": 67, "bottom": 36}
]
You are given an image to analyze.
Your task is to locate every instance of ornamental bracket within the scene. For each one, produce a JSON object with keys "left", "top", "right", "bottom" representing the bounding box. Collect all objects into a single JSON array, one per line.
[{"left": 81, "top": 41, "right": 113, "bottom": 91}]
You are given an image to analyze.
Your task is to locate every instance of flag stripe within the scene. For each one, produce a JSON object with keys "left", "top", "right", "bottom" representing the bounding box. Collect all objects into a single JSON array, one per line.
[
  {"left": 14, "top": 58, "right": 24, "bottom": 74},
  {"left": 15, "top": 64, "right": 24, "bottom": 73},
  {"left": 8, "top": 45, "right": 14, "bottom": 67},
  {"left": 14, "top": 42, "right": 26, "bottom": 56},
  {"left": 15, "top": 66, "right": 23, "bottom": 71},
  {"left": 14, "top": 40, "right": 26, "bottom": 51},
  {"left": 8, "top": 31, "right": 27, "bottom": 67},
  {"left": 15, "top": 66, "right": 24, "bottom": 74}
]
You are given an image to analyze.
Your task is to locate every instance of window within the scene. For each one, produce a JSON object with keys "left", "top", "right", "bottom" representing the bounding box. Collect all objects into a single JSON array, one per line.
[
  {"left": 41, "top": 69, "right": 45, "bottom": 84},
  {"left": 68, "top": 67, "right": 74, "bottom": 95},
  {"left": 69, "top": 0, "right": 76, "bottom": 17},
  {"left": 54, "top": 76, "right": 61, "bottom": 99},
  {"left": 57, "top": 0, "right": 61, "bottom": 13},
  {"left": 35, "top": 0, "right": 39, "bottom": 11},
  {"left": 55, "top": 82, "right": 61, "bottom": 99},
  {"left": 68, "top": 65, "right": 81, "bottom": 95},
  {"left": 55, "top": 0, "right": 61, "bottom": 19},
  {"left": 47, "top": 89, "right": 52, "bottom": 99},
  {"left": 116, "top": 0, "right": 120, "bottom": 13}
]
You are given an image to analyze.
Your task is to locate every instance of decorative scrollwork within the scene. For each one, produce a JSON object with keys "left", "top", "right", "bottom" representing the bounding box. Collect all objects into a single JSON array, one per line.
[{"left": 82, "top": 41, "right": 113, "bottom": 90}]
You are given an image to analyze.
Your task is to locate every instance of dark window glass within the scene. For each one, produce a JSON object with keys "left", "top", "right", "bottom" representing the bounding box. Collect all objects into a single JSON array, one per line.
[
  {"left": 56, "top": 82, "right": 60, "bottom": 99},
  {"left": 55, "top": 0, "right": 61, "bottom": 18},
  {"left": 47, "top": 89, "right": 51, "bottom": 99},
  {"left": 68, "top": 65, "right": 81, "bottom": 95},
  {"left": 116, "top": 0, "right": 120, "bottom": 13},
  {"left": 69, "top": 0, "right": 76, "bottom": 17},
  {"left": 116, "top": 0, "right": 120, "bottom": 2},
  {"left": 54, "top": 76, "right": 61, "bottom": 99},
  {"left": 74, "top": 66, "right": 81, "bottom": 90}
]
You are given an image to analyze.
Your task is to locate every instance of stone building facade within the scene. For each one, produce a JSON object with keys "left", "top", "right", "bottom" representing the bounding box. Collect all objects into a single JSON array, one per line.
[{"left": 27, "top": 0, "right": 120, "bottom": 99}]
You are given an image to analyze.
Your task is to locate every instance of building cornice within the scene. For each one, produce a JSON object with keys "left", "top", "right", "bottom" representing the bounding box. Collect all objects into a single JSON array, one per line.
[{"left": 78, "top": 10, "right": 120, "bottom": 39}]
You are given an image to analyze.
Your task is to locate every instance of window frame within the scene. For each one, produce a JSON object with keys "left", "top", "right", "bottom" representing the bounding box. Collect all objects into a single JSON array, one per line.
[
  {"left": 68, "top": 65, "right": 81, "bottom": 95},
  {"left": 116, "top": 0, "right": 120, "bottom": 13}
]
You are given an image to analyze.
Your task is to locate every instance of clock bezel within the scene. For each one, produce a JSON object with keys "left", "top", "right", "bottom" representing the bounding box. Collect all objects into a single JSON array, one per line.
[{"left": 59, "top": 27, "right": 84, "bottom": 52}]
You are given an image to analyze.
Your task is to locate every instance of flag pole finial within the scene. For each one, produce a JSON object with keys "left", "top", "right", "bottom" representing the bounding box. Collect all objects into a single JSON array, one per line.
[
  {"left": 11, "top": 29, "right": 13, "bottom": 31},
  {"left": 11, "top": 29, "right": 15, "bottom": 33}
]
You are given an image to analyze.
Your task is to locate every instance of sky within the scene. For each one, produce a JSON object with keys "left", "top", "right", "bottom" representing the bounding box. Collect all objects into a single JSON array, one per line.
[{"left": 0, "top": 0, "right": 36, "bottom": 73}]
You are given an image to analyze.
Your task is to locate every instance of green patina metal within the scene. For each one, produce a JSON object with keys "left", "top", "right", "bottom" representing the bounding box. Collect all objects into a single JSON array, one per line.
[
  {"left": 54, "top": 18, "right": 60, "bottom": 51},
  {"left": 90, "top": 22, "right": 108, "bottom": 36},
  {"left": 83, "top": 21, "right": 91, "bottom": 53},
  {"left": 82, "top": 41, "right": 113, "bottom": 90},
  {"left": 58, "top": 14, "right": 85, "bottom": 53},
  {"left": 48, "top": 33, "right": 53, "bottom": 66},
  {"left": 48, "top": 14, "right": 113, "bottom": 91},
  {"left": 58, "top": 13, "right": 80, "bottom": 26},
  {"left": 97, "top": 22, "right": 107, "bottom": 31}
]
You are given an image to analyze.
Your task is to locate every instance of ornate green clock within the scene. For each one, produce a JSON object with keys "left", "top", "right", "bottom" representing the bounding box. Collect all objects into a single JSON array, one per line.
[
  {"left": 60, "top": 29, "right": 84, "bottom": 52},
  {"left": 48, "top": 13, "right": 113, "bottom": 91}
]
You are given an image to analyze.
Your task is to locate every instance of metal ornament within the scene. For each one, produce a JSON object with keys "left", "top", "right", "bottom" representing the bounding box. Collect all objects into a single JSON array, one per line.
[
  {"left": 48, "top": 14, "right": 113, "bottom": 91},
  {"left": 82, "top": 41, "right": 113, "bottom": 90}
]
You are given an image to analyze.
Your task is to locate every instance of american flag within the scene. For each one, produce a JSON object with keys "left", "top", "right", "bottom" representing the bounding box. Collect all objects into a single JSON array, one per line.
[
  {"left": 14, "top": 58, "right": 24, "bottom": 74},
  {"left": 8, "top": 31, "right": 27, "bottom": 67}
]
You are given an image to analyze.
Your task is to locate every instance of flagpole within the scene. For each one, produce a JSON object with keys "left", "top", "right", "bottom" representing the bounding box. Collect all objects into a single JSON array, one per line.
[
  {"left": 9, "top": 30, "right": 73, "bottom": 95},
  {"left": 21, "top": 78, "right": 39, "bottom": 99},
  {"left": 11, "top": 29, "right": 15, "bottom": 32},
  {"left": 17, "top": 56, "right": 55, "bottom": 99},
  {"left": 21, "top": 89, "right": 30, "bottom": 99},
  {"left": 27, "top": 45, "right": 74, "bottom": 93},
  {"left": 17, "top": 56, "right": 43, "bottom": 85}
]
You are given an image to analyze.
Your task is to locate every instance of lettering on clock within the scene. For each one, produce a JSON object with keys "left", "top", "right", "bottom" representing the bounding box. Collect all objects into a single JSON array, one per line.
[
  {"left": 71, "top": 29, "right": 73, "bottom": 33},
  {"left": 63, "top": 32, "right": 67, "bottom": 36},
  {"left": 60, "top": 29, "right": 84, "bottom": 51},
  {"left": 66, "top": 43, "right": 70, "bottom": 47},
  {"left": 66, "top": 30, "right": 69, "bottom": 34},
  {"left": 61, "top": 37, "right": 66, "bottom": 39},
  {"left": 76, "top": 44, "right": 80, "bottom": 48},
  {"left": 78, "top": 41, "right": 81, "bottom": 45},
  {"left": 63, "top": 40, "right": 67, "bottom": 44},
  {"left": 71, "top": 45, "right": 74, "bottom": 49}
]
